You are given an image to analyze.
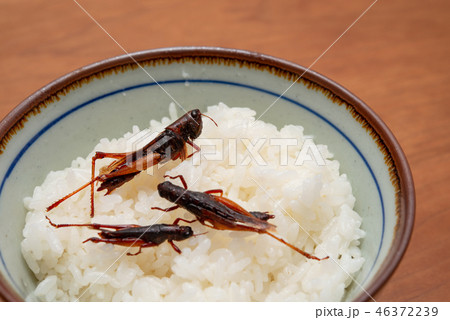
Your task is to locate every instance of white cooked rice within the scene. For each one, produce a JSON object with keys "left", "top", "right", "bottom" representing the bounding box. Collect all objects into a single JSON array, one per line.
[{"left": 21, "top": 103, "right": 365, "bottom": 301}]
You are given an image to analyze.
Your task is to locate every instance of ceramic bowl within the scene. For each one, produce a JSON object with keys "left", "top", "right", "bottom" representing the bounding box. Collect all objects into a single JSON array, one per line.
[{"left": 0, "top": 47, "right": 414, "bottom": 301}]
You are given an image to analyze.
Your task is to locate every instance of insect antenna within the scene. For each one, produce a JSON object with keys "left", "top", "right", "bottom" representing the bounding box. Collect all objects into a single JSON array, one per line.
[{"left": 200, "top": 113, "right": 218, "bottom": 127}]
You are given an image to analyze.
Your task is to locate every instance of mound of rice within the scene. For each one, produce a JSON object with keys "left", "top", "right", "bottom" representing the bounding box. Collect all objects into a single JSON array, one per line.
[{"left": 21, "top": 103, "right": 365, "bottom": 301}]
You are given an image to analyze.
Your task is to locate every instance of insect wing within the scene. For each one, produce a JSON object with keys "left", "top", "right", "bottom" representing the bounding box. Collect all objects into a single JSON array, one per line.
[{"left": 211, "top": 195, "right": 255, "bottom": 218}]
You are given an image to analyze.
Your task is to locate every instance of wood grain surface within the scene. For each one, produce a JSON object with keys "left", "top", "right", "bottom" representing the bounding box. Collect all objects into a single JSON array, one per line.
[{"left": 0, "top": 0, "right": 449, "bottom": 302}]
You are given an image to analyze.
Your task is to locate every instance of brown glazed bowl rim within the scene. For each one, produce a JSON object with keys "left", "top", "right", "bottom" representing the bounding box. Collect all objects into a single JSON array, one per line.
[{"left": 0, "top": 46, "right": 415, "bottom": 302}]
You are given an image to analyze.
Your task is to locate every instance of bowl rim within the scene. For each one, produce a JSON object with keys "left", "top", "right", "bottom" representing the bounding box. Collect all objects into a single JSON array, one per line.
[{"left": 0, "top": 46, "right": 415, "bottom": 302}]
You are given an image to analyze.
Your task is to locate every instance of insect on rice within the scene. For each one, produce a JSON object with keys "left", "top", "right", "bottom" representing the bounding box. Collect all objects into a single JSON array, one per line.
[{"left": 21, "top": 103, "right": 365, "bottom": 301}]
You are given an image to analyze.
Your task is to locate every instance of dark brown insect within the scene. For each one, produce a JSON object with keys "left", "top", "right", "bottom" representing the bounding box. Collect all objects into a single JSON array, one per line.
[
  {"left": 46, "top": 216, "right": 199, "bottom": 255},
  {"left": 46, "top": 109, "right": 217, "bottom": 217},
  {"left": 152, "top": 175, "right": 329, "bottom": 261}
]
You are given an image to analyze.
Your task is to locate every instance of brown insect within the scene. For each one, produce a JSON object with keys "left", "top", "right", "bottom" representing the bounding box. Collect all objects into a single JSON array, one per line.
[
  {"left": 152, "top": 175, "right": 329, "bottom": 261},
  {"left": 45, "top": 216, "right": 200, "bottom": 255},
  {"left": 46, "top": 109, "right": 217, "bottom": 217}
]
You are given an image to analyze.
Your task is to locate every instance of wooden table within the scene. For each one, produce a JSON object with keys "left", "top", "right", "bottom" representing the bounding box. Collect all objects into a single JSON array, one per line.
[{"left": 1, "top": 0, "right": 448, "bottom": 302}]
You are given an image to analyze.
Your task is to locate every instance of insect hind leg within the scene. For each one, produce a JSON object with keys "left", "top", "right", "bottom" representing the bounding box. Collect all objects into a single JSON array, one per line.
[
  {"left": 90, "top": 151, "right": 132, "bottom": 217},
  {"left": 83, "top": 237, "right": 155, "bottom": 255}
]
